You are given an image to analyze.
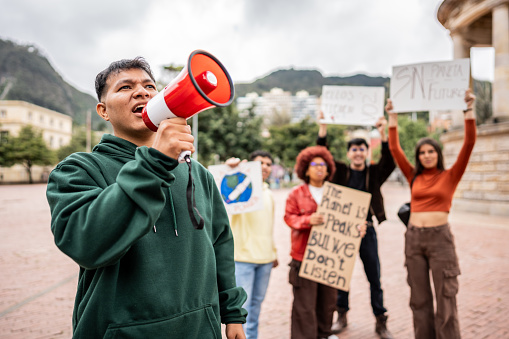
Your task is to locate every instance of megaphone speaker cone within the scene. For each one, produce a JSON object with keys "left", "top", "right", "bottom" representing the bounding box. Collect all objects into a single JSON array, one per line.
[
  {"left": 142, "top": 49, "right": 234, "bottom": 131},
  {"left": 188, "top": 51, "right": 234, "bottom": 106}
]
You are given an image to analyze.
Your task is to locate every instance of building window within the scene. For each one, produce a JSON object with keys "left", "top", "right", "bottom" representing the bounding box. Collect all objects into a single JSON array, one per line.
[
  {"left": 0, "top": 130, "right": 9, "bottom": 143},
  {"left": 28, "top": 111, "right": 33, "bottom": 120},
  {"left": 50, "top": 118, "right": 54, "bottom": 126},
  {"left": 40, "top": 115, "right": 44, "bottom": 123},
  {"left": 0, "top": 110, "right": 6, "bottom": 118}
]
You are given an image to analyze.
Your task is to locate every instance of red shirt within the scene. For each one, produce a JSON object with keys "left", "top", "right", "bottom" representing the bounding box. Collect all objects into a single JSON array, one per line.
[
  {"left": 284, "top": 184, "right": 318, "bottom": 261},
  {"left": 388, "top": 119, "right": 476, "bottom": 212}
]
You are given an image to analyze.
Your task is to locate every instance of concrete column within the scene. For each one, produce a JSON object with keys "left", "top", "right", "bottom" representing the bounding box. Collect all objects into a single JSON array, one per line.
[
  {"left": 493, "top": 3, "right": 509, "bottom": 122},
  {"left": 451, "top": 32, "right": 472, "bottom": 128},
  {"left": 452, "top": 32, "right": 471, "bottom": 58}
]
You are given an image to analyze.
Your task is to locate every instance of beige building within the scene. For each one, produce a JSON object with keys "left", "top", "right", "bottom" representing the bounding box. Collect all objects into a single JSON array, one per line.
[
  {"left": 438, "top": 0, "right": 509, "bottom": 216},
  {"left": 0, "top": 100, "right": 73, "bottom": 183},
  {"left": 0, "top": 100, "right": 73, "bottom": 149}
]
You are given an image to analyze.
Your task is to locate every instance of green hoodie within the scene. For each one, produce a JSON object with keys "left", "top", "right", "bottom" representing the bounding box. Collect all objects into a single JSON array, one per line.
[{"left": 46, "top": 134, "right": 247, "bottom": 338}]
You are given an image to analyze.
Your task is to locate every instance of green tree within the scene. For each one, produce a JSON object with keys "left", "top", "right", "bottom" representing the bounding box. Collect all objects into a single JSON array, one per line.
[
  {"left": 193, "top": 104, "right": 264, "bottom": 166},
  {"left": 0, "top": 129, "right": 11, "bottom": 165},
  {"left": 56, "top": 126, "right": 101, "bottom": 161},
  {"left": 262, "top": 118, "right": 347, "bottom": 170},
  {"left": 1, "top": 125, "right": 57, "bottom": 183},
  {"left": 396, "top": 114, "right": 439, "bottom": 165}
]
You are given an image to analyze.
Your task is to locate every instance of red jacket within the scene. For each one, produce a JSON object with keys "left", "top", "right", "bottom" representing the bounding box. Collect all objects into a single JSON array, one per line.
[{"left": 284, "top": 184, "right": 318, "bottom": 261}]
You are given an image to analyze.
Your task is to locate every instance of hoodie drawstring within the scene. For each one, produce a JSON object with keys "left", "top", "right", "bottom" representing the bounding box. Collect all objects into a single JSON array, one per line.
[
  {"left": 166, "top": 187, "right": 179, "bottom": 236},
  {"left": 184, "top": 155, "right": 205, "bottom": 230}
]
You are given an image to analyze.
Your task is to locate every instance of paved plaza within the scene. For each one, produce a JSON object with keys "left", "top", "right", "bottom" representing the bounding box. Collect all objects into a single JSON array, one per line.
[{"left": 0, "top": 182, "right": 508, "bottom": 338}]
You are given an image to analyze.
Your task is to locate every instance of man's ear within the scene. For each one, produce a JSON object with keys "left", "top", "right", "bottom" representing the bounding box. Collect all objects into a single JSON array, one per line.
[{"left": 96, "top": 102, "right": 110, "bottom": 121}]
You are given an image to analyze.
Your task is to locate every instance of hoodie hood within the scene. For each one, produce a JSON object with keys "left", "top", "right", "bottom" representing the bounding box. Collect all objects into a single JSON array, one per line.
[{"left": 93, "top": 134, "right": 139, "bottom": 160}]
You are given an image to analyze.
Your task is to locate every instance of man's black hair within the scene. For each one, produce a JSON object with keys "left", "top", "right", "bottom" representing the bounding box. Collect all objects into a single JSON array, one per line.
[
  {"left": 249, "top": 150, "right": 273, "bottom": 163},
  {"left": 347, "top": 138, "right": 369, "bottom": 150},
  {"left": 95, "top": 57, "right": 156, "bottom": 102}
]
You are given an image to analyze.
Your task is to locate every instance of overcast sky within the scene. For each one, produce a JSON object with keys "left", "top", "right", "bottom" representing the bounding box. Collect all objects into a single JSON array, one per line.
[{"left": 0, "top": 0, "right": 495, "bottom": 97}]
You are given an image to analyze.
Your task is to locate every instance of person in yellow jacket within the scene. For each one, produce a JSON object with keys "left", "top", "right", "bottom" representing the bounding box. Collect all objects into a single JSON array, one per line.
[{"left": 226, "top": 151, "right": 278, "bottom": 339}]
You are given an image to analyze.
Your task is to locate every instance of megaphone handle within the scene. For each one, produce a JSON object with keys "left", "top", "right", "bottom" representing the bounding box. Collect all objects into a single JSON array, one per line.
[{"left": 178, "top": 150, "right": 192, "bottom": 163}]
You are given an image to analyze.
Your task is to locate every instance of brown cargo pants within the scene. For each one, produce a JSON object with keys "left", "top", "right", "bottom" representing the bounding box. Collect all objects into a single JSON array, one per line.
[
  {"left": 405, "top": 223, "right": 461, "bottom": 339},
  {"left": 288, "top": 259, "right": 337, "bottom": 339}
]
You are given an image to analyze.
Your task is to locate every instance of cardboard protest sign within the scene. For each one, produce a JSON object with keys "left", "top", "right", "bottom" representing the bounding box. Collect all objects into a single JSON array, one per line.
[
  {"left": 320, "top": 85, "right": 385, "bottom": 126},
  {"left": 390, "top": 59, "right": 470, "bottom": 112},
  {"left": 299, "top": 182, "right": 372, "bottom": 291},
  {"left": 208, "top": 161, "right": 264, "bottom": 215}
]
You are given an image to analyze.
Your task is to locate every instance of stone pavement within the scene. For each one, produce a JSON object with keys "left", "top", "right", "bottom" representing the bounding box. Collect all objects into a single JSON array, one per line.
[{"left": 0, "top": 182, "right": 508, "bottom": 338}]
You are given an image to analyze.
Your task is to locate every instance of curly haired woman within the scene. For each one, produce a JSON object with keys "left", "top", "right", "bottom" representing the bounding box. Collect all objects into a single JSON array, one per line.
[{"left": 284, "top": 145, "right": 366, "bottom": 339}]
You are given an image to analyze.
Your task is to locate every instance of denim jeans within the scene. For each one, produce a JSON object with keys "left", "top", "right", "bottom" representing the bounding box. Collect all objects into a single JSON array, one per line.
[
  {"left": 336, "top": 226, "right": 387, "bottom": 316},
  {"left": 235, "top": 261, "right": 273, "bottom": 339}
]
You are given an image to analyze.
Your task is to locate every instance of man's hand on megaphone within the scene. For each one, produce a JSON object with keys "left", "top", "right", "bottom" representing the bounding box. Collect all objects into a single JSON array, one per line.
[{"left": 151, "top": 117, "right": 195, "bottom": 161}]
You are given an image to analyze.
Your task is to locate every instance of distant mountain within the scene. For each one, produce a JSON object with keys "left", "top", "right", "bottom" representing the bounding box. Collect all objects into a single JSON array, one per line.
[
  {"left": 234, "top": 68, "right": 390, "bottom": 97},
  {"left": 0, "top": 38, "right": 105, "bottom": 130},
  {"left": 0, "top": 38, "right": 390, "bottom": 128}
]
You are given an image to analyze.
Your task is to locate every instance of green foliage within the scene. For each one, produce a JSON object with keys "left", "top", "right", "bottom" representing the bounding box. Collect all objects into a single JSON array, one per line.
[
  {"left": 0, "top": 125, "right": 57, "bottom": 183},
  {"left": 396, "top": 114, "right": 439, "bottom": 165},
  {"left": 0, "top": 38, "right": 104, "bottom": 130},
  {"left": 371, "top": 145, "right": 382, "bottom": 164},
  {"left": 262, "top": 118, "right": 346, "bottom": 170},
  {"left": 321, "top": 125, "right": 348, "bottom": 162},
  {"left": 0, "top": 130, "right": 11, "bottom": 165},
  {"left": 193, "top": 103, "right": 264, "bottom": 167},
  {"left": 56, "top": 126, "right": 101, "bottom": 161}
]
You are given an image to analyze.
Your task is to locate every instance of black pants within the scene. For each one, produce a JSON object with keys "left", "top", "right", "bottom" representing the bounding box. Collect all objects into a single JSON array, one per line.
[{"left": 336, "top": 226, "right": 387, "bottom": 316}]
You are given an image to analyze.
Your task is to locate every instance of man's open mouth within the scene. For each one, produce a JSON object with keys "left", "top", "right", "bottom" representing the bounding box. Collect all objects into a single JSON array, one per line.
[{"left": 132, "top": 104, "right": 145, "bottom": 113}]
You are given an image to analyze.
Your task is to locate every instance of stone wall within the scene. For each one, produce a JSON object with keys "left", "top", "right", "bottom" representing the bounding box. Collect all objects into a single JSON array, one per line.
[
  {"left": 441, "top": 122, "right": 509, "bottom": 216},
  {"left": 0, "top": 164, "right": 53, "bottom": 184}
]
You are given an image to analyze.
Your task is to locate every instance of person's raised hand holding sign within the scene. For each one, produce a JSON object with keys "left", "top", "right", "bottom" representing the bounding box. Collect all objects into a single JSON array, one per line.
[
  {"left": 375, "top": 116, "right": 388, "bottom": 142},
  {"left": 315, "top": 104, "right": 396, "bottom": 337}
]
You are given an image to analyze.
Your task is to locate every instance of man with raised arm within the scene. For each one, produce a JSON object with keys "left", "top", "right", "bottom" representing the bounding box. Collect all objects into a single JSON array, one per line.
[
  {"left": 46, "top": 57, "right": 247, "bottom": 339},
  {"left": 317, "top": 115, "right": 395, "bottom": 339}
]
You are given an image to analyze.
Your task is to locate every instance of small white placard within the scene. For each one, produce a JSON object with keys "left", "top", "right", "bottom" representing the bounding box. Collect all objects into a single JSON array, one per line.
[
  {"left": 320, "top": 86, "right": 385, "bottom": 126},
  {"left": 390, "top": 59, "right": 470, "bottom": 112},
  {"left": 208, "top": 161, "right": 264, "bottom": 215}
]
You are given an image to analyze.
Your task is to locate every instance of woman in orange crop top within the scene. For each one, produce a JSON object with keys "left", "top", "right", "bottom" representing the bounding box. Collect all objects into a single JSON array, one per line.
[{"left": 385, "top": 89, "right": 476, "bottom": 339}]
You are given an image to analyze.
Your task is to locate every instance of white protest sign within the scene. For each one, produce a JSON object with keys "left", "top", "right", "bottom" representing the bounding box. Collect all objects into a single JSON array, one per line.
[
  {"left": 208, "top": 161, "right": 264, "bottom": 215},
  {"left": 390, "top": 59, "right": 470, "bottom": 112},
  {"left": 299, "top": 182, "right": 372, "bottom": 291},
  {"left": 320, "top": 86, "right": 385, "bottom": 126}
]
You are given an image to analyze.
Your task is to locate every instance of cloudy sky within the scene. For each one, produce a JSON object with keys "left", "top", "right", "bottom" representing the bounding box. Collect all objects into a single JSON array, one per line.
[{"left": 0, "top": 0, "right": 495, "bottom": 97}]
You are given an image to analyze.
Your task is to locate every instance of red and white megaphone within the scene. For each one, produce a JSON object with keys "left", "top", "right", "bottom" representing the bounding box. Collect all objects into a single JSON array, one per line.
[{"left": 142, "top": 49, "right": 234, "bottom": 162}]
